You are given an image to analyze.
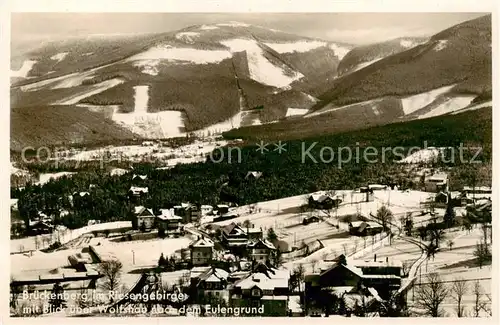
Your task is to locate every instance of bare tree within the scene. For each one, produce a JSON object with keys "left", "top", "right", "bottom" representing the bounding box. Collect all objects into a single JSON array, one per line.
[
  {"left": 447, "top": 239, "right": 454, "bottom": 251},
  {"left": 311, "top": 259, "right": 319, "bottom": 273},
  {"left": 342, "top": 243, "right": 349, "bottom": 255},
  {"left": 97, "top": 259, "right": 123, "bottom": 299},
  {"left": 414, "top": 273, "right": 448, "bottom": 317},
  {"left": 450, "top": 278, "right": 469, "bottom": 317},
  {"left": 472, "top": 280, "right": 487, "bottom": 317}
]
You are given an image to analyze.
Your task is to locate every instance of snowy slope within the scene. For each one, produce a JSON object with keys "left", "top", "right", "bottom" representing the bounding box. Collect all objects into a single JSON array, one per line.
[
  {"left": 264, "top": 41, "right": 326, "bottom": 53},
  {"left": 11, "top": 60, "right": 37, "bottom": 78},
  {"left": 401, "top": 84, "right": 456, "bottom": 115},
  {"left": 221, "top": 38, "right": 304, "bottom": 88},
  {"left": 417, "top": 96, "right": 475, "bottom": 119},
  {"left": 111, "top": 85, "right": 186, "bottom": 138}
]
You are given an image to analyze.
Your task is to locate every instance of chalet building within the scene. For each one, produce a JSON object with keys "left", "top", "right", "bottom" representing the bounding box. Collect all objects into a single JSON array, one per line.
[
  {"left": 70, "top": 191, "right": 91, "bottom": 207},
  {"left": 424, "top": 173, "right": 449, "bottom": 193},
  {"left": 201, "top": 205, "right": 214, "bottom": 216},
  {"left": 129, "top": 186, "right": 149, "bottom": 199},
  {"left": 157, "top": 208, "right": 182, "bottom": 233},
  {"left": 27, "top": 220, "right": 53, "bottom": 235},
  {"left": 308, "top": 193, "right": 342, "bottom": 210},
  {"left": 189, "top": 237, "right": 215, "bottom": 266},
  {"left": 230, "top": 263, "right": 291, "bottom": 316},
  {"left": 305, "top": 254, "right": 402, "bottom": 302},
  {"left": 174, "top": 203, "right": 201, "bottom": 223},
  {"left": 134, "top": 206, "right": 155, "bottom": 231},
  {"left": 215, "top": 204, "right": 230, "bottom": 215},
  {"left": 221, "top": 223, "right": 248, "bottom": 247},
  {"left": 190, "top": 267, "right": 230, "bottom": 302},
  {"left": 247, "top": 239, "right": 276, "bottom": 262},
  {"left": 303, "top": 215, "right": 320, "bottom": 225},
  {"left": 245, "top": 171, "right": 263, "bottom": 180},
  {"left": 348, "top": 221, "right": 384, "bottom": 236}
]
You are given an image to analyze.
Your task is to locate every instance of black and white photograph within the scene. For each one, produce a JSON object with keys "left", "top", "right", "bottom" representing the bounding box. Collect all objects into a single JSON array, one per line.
[{"left": 6, "top": 1, "right": 496, "bottom": 319}]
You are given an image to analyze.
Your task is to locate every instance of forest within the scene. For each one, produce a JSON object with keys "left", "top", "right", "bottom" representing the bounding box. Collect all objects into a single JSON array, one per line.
[{"left": 12, "top": 108, "right": 491, "bottom": 232}]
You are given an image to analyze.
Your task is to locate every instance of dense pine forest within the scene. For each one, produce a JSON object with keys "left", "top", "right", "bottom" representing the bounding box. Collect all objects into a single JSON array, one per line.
[{"left": 11, "top": 108, "right": 492, "bottom": 231}]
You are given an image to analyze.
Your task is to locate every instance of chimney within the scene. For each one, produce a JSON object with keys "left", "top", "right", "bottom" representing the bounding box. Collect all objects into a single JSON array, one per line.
[
  {"left": 386, "top": 257, "right": 389, "bottom": 263},
  {"left": 374, "top": 254, "right": 377, "bottom": 262}
]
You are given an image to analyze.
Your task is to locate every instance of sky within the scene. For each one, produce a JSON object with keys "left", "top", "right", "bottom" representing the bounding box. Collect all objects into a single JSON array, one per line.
[{"left": 12, "top": 12, "right": 487, "bottom": 46}]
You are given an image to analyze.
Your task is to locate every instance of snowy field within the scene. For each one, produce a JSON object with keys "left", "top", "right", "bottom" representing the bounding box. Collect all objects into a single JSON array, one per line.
[
  {"left": 401, "top": 84, "right": 456, "bottom": 115},
  {"left": 50, "top": 52, "right": 69, "bottom": 63},
  {"left": 111, "top": 85, "right": 187, "bottom": 138},
  {"left": 399, "top": 147, "right": 446, "bottom": 164},
  {"left": 221, "top": 38, "right": 304, "bottom": 88},
  {"left": 350, "top": 58, "right": 383, "bottom": 73},
  {"left": 306, "top": 98, "right": 381, "bottom": 118},
  {"left": 36, "top": 172, "right": 75, "bottom": 185},
  {"left": 54, "top": 78, "right": 125, "bottom": 105},
  {"left": 452, "top": 100, "right": 492, "bottom": 115},
  {"left": 286, "top": 108, "right": 309, "bottom": 117},
  {"left": 329, "top": 43, "right": 351, "bottom": 60},
  {"left": 418, "top": 96, "right": 475, "bottom": 119}
]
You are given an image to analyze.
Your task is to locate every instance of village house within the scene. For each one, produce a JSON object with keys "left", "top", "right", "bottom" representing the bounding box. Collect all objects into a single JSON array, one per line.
[
  {"left": 190, "top": 266, "right": 230, "bottom": 303},
  {"left": 247, "top": 239, "right": 276, "bottom": 262},
  {"left": 128, "top": 186, "right": 149, "bottom": 202},
  {"left": 348, "top": 221, "right": 384, "bottom": 236},
  {"left": 189, "top": 236, "right": 215, "bottom": 266},
  {"left": 424, "top": 173, "right": 449, "bottom": 193},
  {"left": 303, "top": 215, "right": 320, "bottom": 225},
  {"left": 132, "top": 174, "right": 148, "bottom": 182},
  {"left": 308, "top": 193, "right": 342, "bottom": 210},
  {"left": 174, "top": 203, "right": 201, "bottom": 223},
  {"left": 230, "top": 263, "right": 291, "bottom": 316},
  {"left": 134, "top": 206, "right": 155, "bottom": 231},
  {"left": 221, "top": 223, "right": 248, "bottom": 246},
  {"left": 157, "top": 208, "right": 182, "bottom": 233}
]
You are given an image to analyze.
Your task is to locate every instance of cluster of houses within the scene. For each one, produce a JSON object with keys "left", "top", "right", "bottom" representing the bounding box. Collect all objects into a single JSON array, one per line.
[{"left": 184, "top": 250, "right": 404, "bottom": 316}]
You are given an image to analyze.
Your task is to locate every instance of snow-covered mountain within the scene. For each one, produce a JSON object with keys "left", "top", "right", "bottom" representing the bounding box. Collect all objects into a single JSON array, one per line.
[{"left": 11, "top": 22, "right": 352, "bottom": 147}]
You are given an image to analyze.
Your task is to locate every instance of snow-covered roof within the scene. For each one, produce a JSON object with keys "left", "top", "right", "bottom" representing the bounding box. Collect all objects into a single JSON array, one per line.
[
  {"left": 247, "top": 239, "right": 276, "bottom": 250},
  {"left": 245, "top": 171, "right": 263, "bottom": 179},
  {"left": 129, "top": 186, "right": 149, "bottom": 194},
  {"left": 463, "top": 186, "right": 492, "bottom": 193},
  {"left": 132, "top": 174, "right": 148, "bottom": 180},
  {"left": 190, "top": 237, "right": 215, "bottom": 248},
  {"left": 427, "top": 173, "right": 448, "bottom": 181},
  {"left": 134, "top": 206, "right": 155, "bottom": 217},
  {"left": 157, "top": 208, "right": 182, "bottom": 221}
]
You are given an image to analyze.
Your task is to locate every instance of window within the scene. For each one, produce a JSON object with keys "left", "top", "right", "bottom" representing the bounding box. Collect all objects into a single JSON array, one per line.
[{"left": 251, "top": 288, "right": 261, "bottom": 297}]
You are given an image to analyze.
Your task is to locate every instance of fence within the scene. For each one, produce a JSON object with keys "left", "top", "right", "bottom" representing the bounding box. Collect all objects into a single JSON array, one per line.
[{"left": 11, "top": 221, "right": 132, "bottom": 254}]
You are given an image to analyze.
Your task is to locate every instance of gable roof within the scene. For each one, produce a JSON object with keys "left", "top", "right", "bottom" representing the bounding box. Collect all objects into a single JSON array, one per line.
[
  {"left": 134, "top": 206, "right": 155, "bottom": 217},
  {"left": 245, "top": 171, "right": 263, "bottom": 179},
  {"left": 190, "top": 237, "right": 215, "bottom": 248},
  {"left": 222, "top": 223, "right": 245, "bottom": 236},
  {"left": 247, "top": 239, "right": 276, "bottom": 250},
  {"left": 132, "top": 174, "right": 147, "bottom": 180}
]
